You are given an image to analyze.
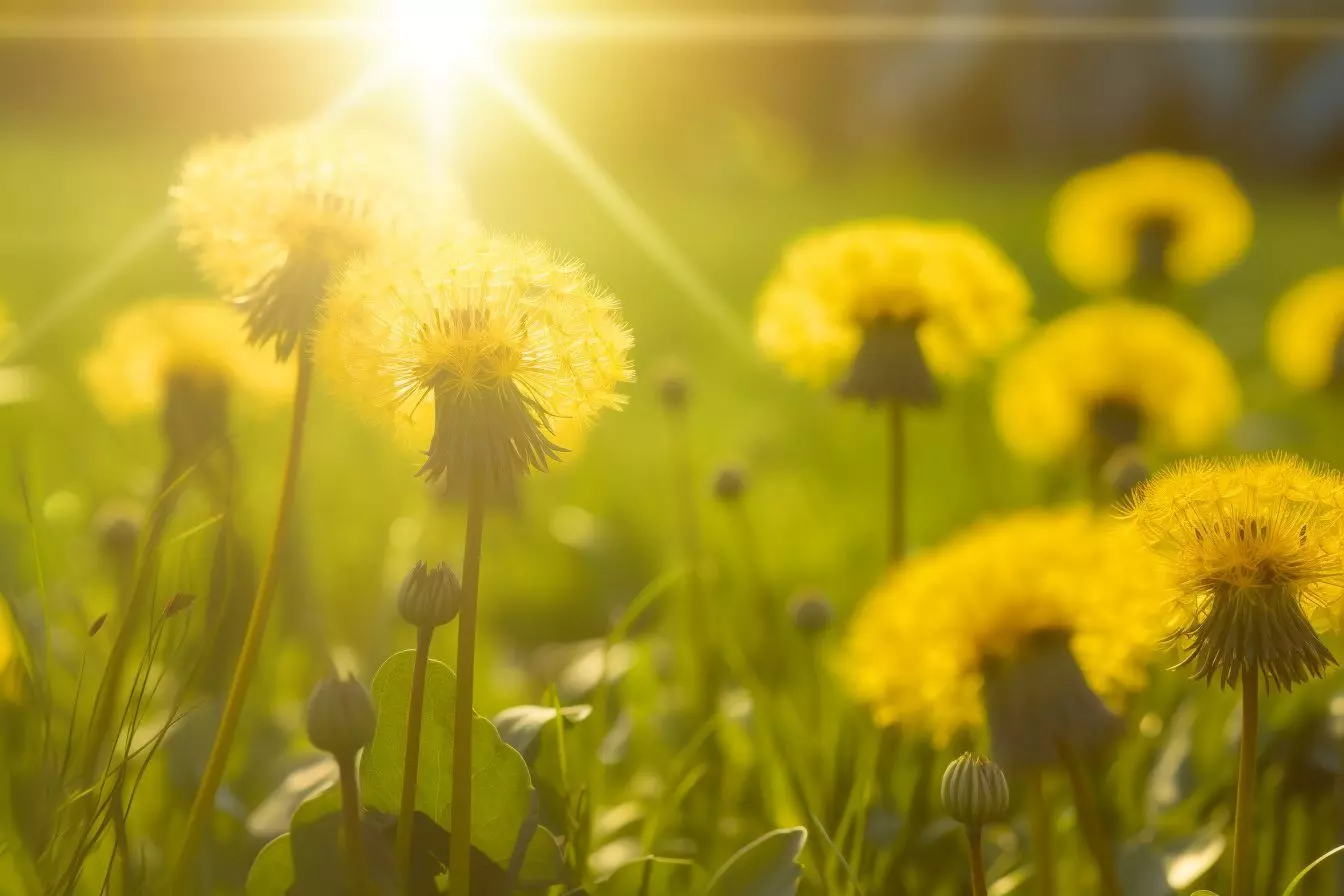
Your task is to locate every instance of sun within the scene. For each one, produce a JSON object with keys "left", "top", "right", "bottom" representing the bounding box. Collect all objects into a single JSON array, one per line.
[{"left": 381, "top": 0, "right": 501, "bottom": 79}]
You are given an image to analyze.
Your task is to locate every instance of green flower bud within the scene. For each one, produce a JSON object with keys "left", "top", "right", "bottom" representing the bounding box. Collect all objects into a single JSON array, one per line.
[
  {"left": 789, "top": 589, "right": 834, "bottom": 636},
  {"left": 306, "top": 674, "right": 376, "bottom": 758},
  {"left": 397, "top": 561, "right": 462, "bottom": 629},
  {"left": 713, "top": 466, "right": 748, "bottom": 502},
  {"left": 941, "top": 752, "right": 1010, "bottom": 828}
]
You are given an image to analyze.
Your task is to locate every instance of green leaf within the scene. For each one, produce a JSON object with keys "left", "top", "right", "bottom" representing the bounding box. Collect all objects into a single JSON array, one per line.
[
  {"left": 245, "top": 834, "right": 295, "bottom": 896},
  {"left": 707, "top": 827, "right": 807, "bottom": 896},
  {"left": 493, "top": 703, "right": 594, "bottom": 839},
  {"left": 360, "top": 649, "right": 537, "bottom": 867},
  {"left": 593, "top": 856, "right": 706, "bottom": 895},
  {"left": 493, "top": 704, "right": 593, "bottom": 762},
  {"left": 1191, "top": 891, "right": 1220, "bottom": 895}
]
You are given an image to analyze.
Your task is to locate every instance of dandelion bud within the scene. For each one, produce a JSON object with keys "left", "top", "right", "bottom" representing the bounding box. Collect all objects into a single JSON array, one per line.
[
  {"left": 398, "top": 561, "right": 462, "bottom": 630},
  {"left": 713, "top": 467, "right": 748, "bottom": 503},
  {"left": 93, "top": 502, "right": 142, "bottom": 562},
  {"left": 789, "top": 589, "right": 833, "bottom": 636},
  {"left": 306, "top": 674, "right": 376, "bottom": 759},
  {"left": 658, "top": 371, "right": 689, "bottom": 410},
  {"left": 941, "top": 753, "right": 1010, "bottom": 828}
]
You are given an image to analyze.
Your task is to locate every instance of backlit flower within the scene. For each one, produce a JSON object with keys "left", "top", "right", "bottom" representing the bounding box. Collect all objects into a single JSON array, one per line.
[
  {"left": 842, "top": 508, "right": 1170, "bottom": 766},
  {"left": 1127, "top": 454, "right": 1344, "bottom": 689},
  {"left": 755, "top": 220, "right": 1031, "bottom": 404},
  {"left": 314, "top": 232, "right": 633, "bottom": 489},
  {"left": 172, "top": 124, "right": 465, "bottom": 360},
  {"left": 1049, "top": 151, "right": 1252, "bottom": 293},
  {"left": 1267, "top": 268, "right": 1344, "bottom": 392},
  {"left": 994, "top": 300, "right": 1239, "bottom": 463}
]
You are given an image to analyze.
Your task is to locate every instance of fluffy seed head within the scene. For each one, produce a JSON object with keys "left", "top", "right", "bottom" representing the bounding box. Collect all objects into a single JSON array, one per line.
[{"left": 941, "top": 753, "right": 1011, "bottom": 827}]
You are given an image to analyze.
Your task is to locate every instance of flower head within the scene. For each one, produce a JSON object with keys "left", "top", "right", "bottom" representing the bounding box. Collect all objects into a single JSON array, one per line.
[
  {"left": 755, "top": 220, "right": 1031, "bottom": 403},
  {"left": 994, "top": 300, "right": 1239, "bottom": 463},
  {"left": 1268, "top": 268, "right": 1344, "bottom": 392},
  {"left": 315, "top": 232, "right": 633, "bottom": 490},
  {"left": 1049, "top": 151, "right": 1252, "bottom": 293},
  {"left": 842, "top": 508, "right": 1170, "bottom": 765},
  {"left": 1127, "top": 454, "right": 1344, "bottom": 690},
  {"left": 172, "top": 124, "right": 464, "bottom": 360}
]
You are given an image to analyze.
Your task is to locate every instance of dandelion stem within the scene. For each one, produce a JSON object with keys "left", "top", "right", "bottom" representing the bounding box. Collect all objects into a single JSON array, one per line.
[
  {"left": 449, "top": 476, "right": 487, "bottom": 896},
  {"left": 1058, "top": 742, "right": 1121, "bottom": 896},
  {"left": 170, "top": 337, "right": 314, "bottom": 893},
  {"left": 888, "top": 401, "right": 905, "bottom": 562},
  {"left": 1233, "top": 665, "right": 1260, "bottom": 896},
  {"left": 337, "top": 753, "right": 370, "bottom": 896},
  {"left": 396, "top": 624, "right": 434, "bottom": 887},
  {"left": 966, "top": 825, "right": 989, "bottom": 896},
  {"left": 1026, "top": 768, "right": 1056, "bottom": 896}
]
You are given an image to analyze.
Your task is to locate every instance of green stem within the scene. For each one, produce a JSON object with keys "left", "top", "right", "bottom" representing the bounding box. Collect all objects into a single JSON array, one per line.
[
  {"left": 1233, "top": 665, "right": 1260, "bottom": 896},
  {"left": 448, "top": 477, "right": 487, "bottom": 896},
  {"left": 967, "top": 825, "right": 988, "bottom": 896},
  {"left": 1026, "top": 768, "right": 1056, "bottom": 896},
  {"left": 396, "top": 625, "right": 434, "bottom": 887},
  {"left": 338, "top": 753, "right": 370, "bottom": 896},
  {"left": 1058, "top": 742, "right": 1121, "bottom": 896},
  {"left": 169, "top": 339, "right": 314, "bottom": 893},
  {"left": 888, "top": 401, "right": 905, "bottom": 563}
]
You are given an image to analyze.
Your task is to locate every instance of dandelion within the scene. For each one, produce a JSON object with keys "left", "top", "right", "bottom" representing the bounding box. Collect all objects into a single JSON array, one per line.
[
  {"left": 994, "top": 300, "right": 1239, "bottom": 498},
  {"left": 305, "top": 674, "right": 376, "bottom": 895},
  {"left": 942, "top": 753, "right": 1010, "bottom": 896},
  {"left": 316, "top": 231, "right": 632, "bottom": 894},
  {"left": 843, "top": 508, "right": 1170, "bottom": 895},
  {"left": 1049, "top": 151, "right": 1251, "bottom": 295},
  {"left": 1128, "top": 454, "right": 1344, "bottom": 896},
  {"left": 1267, "top": 267, "right": 1344, "bottom": 392},
  {"left": 756, "top": 219, "right": 1030, "bottom": 558}
]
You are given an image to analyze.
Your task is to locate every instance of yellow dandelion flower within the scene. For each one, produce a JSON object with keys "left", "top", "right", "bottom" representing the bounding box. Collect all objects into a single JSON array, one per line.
[
  {"left": 0, "top": 596, "right": 27, "bottom": 704},
  {"left": 842, "top": 508, "right": 1171, "bottom": 767},
  {"left": 1267, "top": 267, "right": 1344, "bottom": 392},
  {"left": 755, "top": 219, "right": 1031, "bottom": 404},
  {"left": 314, "top": 232, "right": 633, "bottom": 489},
  {"left": 1127, "top": 454, "right": 1344, "bottom": 689},
  {"left": 1049, "top": 151, "right": 1252, "bottom": 293},
  {"left": 994, "top": 300, "right": 1239, "bottom": 463},
  {"left": 172, "top": 124, "right": 467, "bottom": 360}
]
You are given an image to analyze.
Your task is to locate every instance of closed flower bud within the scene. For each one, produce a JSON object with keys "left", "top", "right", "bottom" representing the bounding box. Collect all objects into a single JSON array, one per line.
[
  {"left": 306, "top": 674, "right": 376, "bottom": 758},
  {"left": 789, "top": 589, "right": 834, "bottom": 636},
  {"left": 658, "top": 371, "right": 689, "bottom": 410},
  {"left": 941, "top": 753, "right": 1010, "bottom": 828},
  {"left": 93, "top": 502, "right": 142, "bottom": 562},
  {"left": 713, "top": 467, "right": 748, "bottom": 502},
  {"left": 398, "top": 561, "right": 462, "bottom": 629}
]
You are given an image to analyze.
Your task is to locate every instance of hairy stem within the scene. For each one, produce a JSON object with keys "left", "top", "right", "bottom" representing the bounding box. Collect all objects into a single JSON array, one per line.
[
  {"left": 448, "top": 476, "right": 487, "bottom": 895},
  {"left": 1233, "top": 666, "right": 1260, "bottom": 896},
  {"left": 396, "top": 625, "right": 434, "bottom": 886}
]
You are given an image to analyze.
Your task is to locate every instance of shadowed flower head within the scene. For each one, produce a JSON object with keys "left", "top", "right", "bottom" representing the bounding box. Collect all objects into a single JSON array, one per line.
[
  {"left": 315, "top": 232, "right": 633, "bottom": 489},
  {"left": 755, "top": 219, "right": 1030, "bottom": 403},
  {"left": 1049, "top": 151, "right": 1252, "bottom": 293},
  {"left": 83, "top": 298, "right": 291, "bottom": 421},
  {"left": 172, "top": 124, "right": 466, "bottom": 360},
  {"left": 994, "top": 300, "right": 1239, "bottom": 463},
  {"left": 1267, "top": 267, "right": 1344, "bottom": 392},
  {"left": 1127, "top": 454, "right": 1344, "bottom": 690},
  {"left": 842, "top": 508, "right": 1170, "bottom": 767}
]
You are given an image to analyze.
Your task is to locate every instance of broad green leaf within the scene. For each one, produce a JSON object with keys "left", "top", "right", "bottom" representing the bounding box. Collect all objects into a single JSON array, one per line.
[
  {"left": 493, "top": 703, "right": 594, "bottom": 839},
  {"left": 594, "top": 856, "right": 705, "bottom": 895},
  {"left": 707, "top": 827, "right": 807, "bottom": 896},
  {"left": 245, "top": 834, "right": 295, "bottom": 896},
  {"left": 360, "top": 649, "right": 536, "bottom": 866}
]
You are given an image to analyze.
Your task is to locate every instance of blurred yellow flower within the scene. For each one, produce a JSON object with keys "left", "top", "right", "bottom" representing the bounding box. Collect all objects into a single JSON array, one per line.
[
  {"left": 1128, "top": 454, "right": 1344, "bottom": 689},
  {"left": 0, "top": 597, "right": 24, "bottom": 703},
  {"left": 172, "top": 124, "right": 466, "bottom": 360},
  {"left": 755, "top": 220, "right": 1031, "bottom": 395},
  {"left": 994, "top": 300, "right": 1239, "bottom": 463},
  {"left": 842, "top": 508, "right": 1170, "bottom": 752},
  {"left": 315, "top": 232, "right": 633, "bottom": 487},
  {"left": 1267, "top": 267, "right": 1344, "bottom": 392},
  {"left": 83, "top": 298, "right": 292, "bottom": 421},
  {"left": 1049, "top": 151, "right": 1252, "bottom": 293}
]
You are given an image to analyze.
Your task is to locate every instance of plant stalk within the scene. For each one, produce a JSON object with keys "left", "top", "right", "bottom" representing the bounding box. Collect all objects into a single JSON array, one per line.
[
  {"left": 338, "top": 753, "right": 370, "bottom": 896},
  {"left": 967, "top": 825, "right": 988, "bottom": 896},
  {"left": 1233, "top": 665, "right": 1260, "bottom": 896},
  {"left": 888, "top": 401, "right": 905, "bottom": 562},
  {"left": 1026, "top": 768, "right": 1056, "bottom": 896},
  {"left": 169, "top": 338, "right": 314, "bottom": 893},
  {"left": 448, "top": 476, "right": 488, "bottom": 895},
  {"left": 1058, "top": 742, "right": 1121, "bottom": 896},
  {"left": 396, "top": 624, "right": 434, "bottom": 887}
]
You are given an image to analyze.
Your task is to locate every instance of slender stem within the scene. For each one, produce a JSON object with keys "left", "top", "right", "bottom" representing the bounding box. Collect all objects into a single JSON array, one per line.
[
  {"left": 338, "top": 753, "right": 370, "bottom": 896},
  {"left": 448, "top": 477, "right": 488, "bottom": 896},
  {"left": 169, "top": 340, "right": 314, "bottom": 893},
  {"left": 967, "top": 825, "right": 988, "bottom": 896},
  {"left": 396, "top": 625, "right": 434, "bottom": 887},
  {"left": 1058, "top": 742, "right": 1121, "bottom": 896},
  {"left": 1026, "top": 768, "right": 1056, "bottom": 896},
  {"left": 888, "top": 401, "right": 905, "bottom": 562},
  {"left": 1233, "top": 666, "right": 1260, "bottom": 896}
]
